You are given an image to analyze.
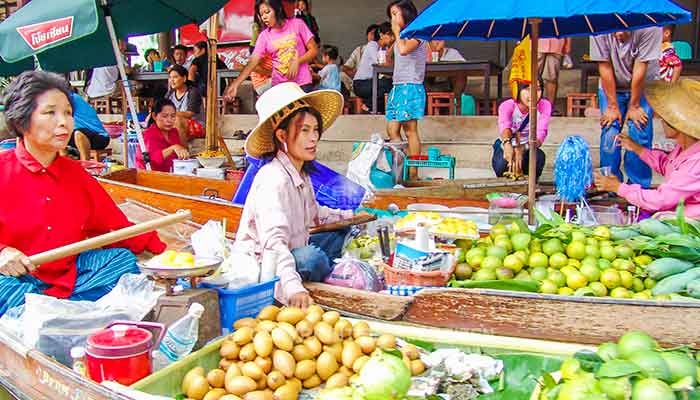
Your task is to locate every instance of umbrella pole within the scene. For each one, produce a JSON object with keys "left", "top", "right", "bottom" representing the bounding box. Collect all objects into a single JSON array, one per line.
[
  {"left": 527, "top": 19, "right": 541, "bottom": 225},
  {"left": 205, "top": 13, "right": 219, "bottom": 151},
  {"left": 101, "top": 2, "right": 151, "bottom": 170}
]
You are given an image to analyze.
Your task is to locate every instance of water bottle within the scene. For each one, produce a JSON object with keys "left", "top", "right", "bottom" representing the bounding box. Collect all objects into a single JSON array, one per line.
[{"left": 153, "top": 303, "right": 204, "bottom": 370}]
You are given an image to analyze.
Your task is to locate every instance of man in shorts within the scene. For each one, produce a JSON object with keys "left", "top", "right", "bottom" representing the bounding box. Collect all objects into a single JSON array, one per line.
[
  {"left": 68, "top": 92, "right": 110, "bottom": 161},
  {"left": 538, "top": 38, "right": 570, "bottom": 115}
]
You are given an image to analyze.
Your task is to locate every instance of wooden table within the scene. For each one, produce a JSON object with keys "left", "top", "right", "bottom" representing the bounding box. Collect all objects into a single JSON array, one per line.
[
  {"left": 371, "top": 61, "right": 503, "bottom": 114},
  {"left": 579, "top": 59, "right": 700, "bottom": 92},
  {"left": 130, "top": 69, "right": 240, "bottom": 94}
]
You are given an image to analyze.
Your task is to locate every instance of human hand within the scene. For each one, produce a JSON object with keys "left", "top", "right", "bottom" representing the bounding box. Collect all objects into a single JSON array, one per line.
[
  {"left": 594, "top": 173, "right": 622, "bottom": 193},
  {"left": 617, "top": 133, "right": 645, "bottom": 156},
  {"left": 626, "top": 105, "right": 649, "bottom": 130},
  {"left": 0, "top": 247, "right": 35, "bottom": 277},
  {"left": 289, "top": 292, "right": 314, "bottom": 309},
  {"left": 173, "top": 145, "right": 190, "bottom": 159},
  {"left": 601, "top": 104, "right": 622, "bottom": 129},
  {"left": 223, "top": 82, "right": 239, "bottom": 102},
  {"left": 286, "top": 60, "right": 300, "bottom": 80},
  {"left": 503, "top": 141, "right": 514, "bottom": 165}
]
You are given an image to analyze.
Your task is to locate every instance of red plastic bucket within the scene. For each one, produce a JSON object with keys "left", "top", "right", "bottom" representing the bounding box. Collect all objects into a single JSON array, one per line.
[{"left": 85, "top": 321, "right": 165, "bottom": 385}]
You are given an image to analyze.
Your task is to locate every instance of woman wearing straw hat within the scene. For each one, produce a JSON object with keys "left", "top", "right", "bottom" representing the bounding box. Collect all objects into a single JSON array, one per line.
[
  {"left": 595, "top": 79, "right": 700, "bottom": 218},
  {"left": 234, "top": 82, "right": 354, "bottom": 308}
]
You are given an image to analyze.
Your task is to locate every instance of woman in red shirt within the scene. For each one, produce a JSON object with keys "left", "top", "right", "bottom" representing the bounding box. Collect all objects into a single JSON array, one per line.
[
  {"left": 0, "top": 71, "right": 166, "bottom": 316},
  {"left": 136, "top": 99, "right": 190, "bottom": 172}
]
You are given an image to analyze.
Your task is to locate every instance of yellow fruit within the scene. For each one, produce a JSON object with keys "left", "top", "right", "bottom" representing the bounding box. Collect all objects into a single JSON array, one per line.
[
  {"left": 316, "top": 351, "right": 339, "bottom": 380},
  {"left": 410, "top": 359, "right": 426, "bottom": 376},
  {"left": 253, "top": 331, "right": 274, "bottom": 358},
  {"left": 566, "top": 271, "right": 588, "bottom": 290},
  {"left": 255, "top": 356, "right": 272, "bottom": 374},
  {"left": 276, "top": 322, "right": 302, "bottom": 345},
  {"left": 257, "top": 305, "right": 280, "bottom": 321},
  {"left": 242, "top": 362, "right": 264, "bottom": 380},
  {"left": 256, "top": 320, "right": 277, "bottom": 333},
  {"left": 243, "top": 390, "right": 272, "bottom": 400},
  {"left": 233, "top": 327, "right": 255, "bottom": 346},
  {"left": 294, "top": 359, "right": 316, "bottom": 380},
  {"left": 558, "top": 287, "right": 575, "bottom": 296},
  {"left": 225, "top": 376, "right": 257, "bottom": 397},
  {"left": 314, "top": 322, "right": 339, "bottom": 345},
  {"left": 272, "top": 350, "right": 296, "bottom": 379},
  {"left": 160, "top": 250, "right": 178, "bottom": 266},
  {"left": 341, "top": 341, "right": 363, "bottom": 368},
  {"left": 220, "top": 341, "right": 240, "bottom": 360},
  {"left": 239, "top": 343, "right": 257, "bottom": 362},
  {"left": 325, "top": 372, "right": 349, "bottom": 389},
  {"left": 334, "top": 319, "right": 353, "bottom": 339},
  {"left": 203, "top": 388, "right": 227, "bottom": 400},
  {"left": 352, "top": 321, "right": 370, "bottom": 339},
  {"left": 276, "top": 307, "right": 306, "bottom": 325},
  {"left": 302, "top": 374, "right": 321, "bottom": 389},
  {"left": 324, "top": 343, "right": 343, "bottom": 363},
  {"left": 295, "top": 320, "right": 313, "bottom": 338},
  {"left": 182, "top": 367, "right": 205, "bottom": 395},
  {"left": 207, "top": 369, "right": 226, "bottom": 388},
  {"left": 303, "top": 337, "right": 323, "bottom": 357},
  {"left": 322, "top": 311, "right": 341, "bottom": 326},
  {"left": 291, "top": 344, "right": 313, "bottom": 361},
  {"left": 234, "top": 318, "right": 258, "bottom": 330},
  {"left": 355, "top": 336, "right": 376, "bottom": 354},
  {"left": 271, "top": 328, "right": 294, "bottom": 352},
  {"left": 266, "top": 370, "right": 286, "bottom": 390},
  {"left": 272, "top": 384, "right": 298, "bottom": 400},
  {"left": 173, "top": 252, "right": 195, "bottom": 268},
  {"left": 352, "top": 355, "right": 370, "bottom": 373},
  {"left": 401, "top": 344, "right": 420, "bottom": 360},
  {"left": 376, "top": 334, "right": 396, "bottom": 349}
]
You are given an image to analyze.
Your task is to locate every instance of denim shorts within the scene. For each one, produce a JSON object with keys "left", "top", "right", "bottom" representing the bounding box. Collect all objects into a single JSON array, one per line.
[{"left": 385, "top": 83, "right": 426, "bottom": 122}]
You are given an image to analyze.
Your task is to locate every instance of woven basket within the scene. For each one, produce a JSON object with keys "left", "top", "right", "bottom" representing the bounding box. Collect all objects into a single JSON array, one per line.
[{"left": 383, "top": 262, "right": 455, "bottom": 287}]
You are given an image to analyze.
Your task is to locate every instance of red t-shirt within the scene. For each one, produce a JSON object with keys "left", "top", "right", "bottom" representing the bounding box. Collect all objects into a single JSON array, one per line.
[
  {"left": 0, "top": 141, "right": 166, "bottom": 298},
  {"left": 136, "top": 124, "right": 183, "bottom": 172}
]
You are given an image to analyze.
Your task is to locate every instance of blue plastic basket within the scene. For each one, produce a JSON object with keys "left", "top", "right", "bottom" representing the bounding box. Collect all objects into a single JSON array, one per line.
[{"left": 201, "top": 277, "right": 279, "bottom": 335}]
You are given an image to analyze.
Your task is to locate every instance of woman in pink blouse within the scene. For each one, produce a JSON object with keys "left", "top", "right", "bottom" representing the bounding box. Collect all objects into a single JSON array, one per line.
[
  {"left": 492, "top": 80, "right": 552, "bottom": 179},
  {"left": 234, "top": 83, "right": 352, "bottom": 309},
  {"left": 595, "top": 79, "right": 700, "bottom": 218}
]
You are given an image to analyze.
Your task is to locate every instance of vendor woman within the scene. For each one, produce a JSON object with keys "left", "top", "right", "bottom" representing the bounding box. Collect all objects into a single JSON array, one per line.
[
  {"left": 595, "top": 79, "right": 700, "bottom": 217},
  {"left": 234, "top": 82, "right": 353, "bottom": 309},
  {"left": 0, "top": 71, "right": 166, "bottom": 316}
]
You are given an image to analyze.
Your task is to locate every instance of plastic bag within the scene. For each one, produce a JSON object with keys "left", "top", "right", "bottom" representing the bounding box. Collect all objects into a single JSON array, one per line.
[
  {"left": 0, "top": 274, "right": 163, "bottom": 367},
  {"left": 209, "top": 243, "right": 261, "bottom": 289},
  {"left": 191, "top": 220, "right": 228, "bottom": 259},
  {"left": 347, "top": 134, "right": 385, "bottom": 191},
  {"left": 324, "top": 254, "right": 385, "bottom": 291}
]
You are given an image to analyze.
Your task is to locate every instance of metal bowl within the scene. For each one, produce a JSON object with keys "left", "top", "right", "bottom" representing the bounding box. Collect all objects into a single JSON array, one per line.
[
  {"left": 139, "top": 256, "right": 223, "bottom": 279},
  {"left": 196, "top": 156, "right": 226, "bottom": 169}
]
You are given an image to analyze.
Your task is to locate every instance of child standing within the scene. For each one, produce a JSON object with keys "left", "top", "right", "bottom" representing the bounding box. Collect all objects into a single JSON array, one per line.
[
  {"left": 659, "top": 25, "right": 682, "bottom": 83},
  {"left": 386, "top": 0, "right": 426, "bottom": 179},
  {"left": 316, "top": 45, "right": 341, "bottom": 91}
]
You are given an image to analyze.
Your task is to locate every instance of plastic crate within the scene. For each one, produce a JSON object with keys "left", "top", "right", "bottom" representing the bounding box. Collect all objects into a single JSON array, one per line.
[
  {"left": 403, "top": 155, "right": 455, "bottom": 180},
  {"left": 200, "top": 277, "right": 279, "bottom": 335}
]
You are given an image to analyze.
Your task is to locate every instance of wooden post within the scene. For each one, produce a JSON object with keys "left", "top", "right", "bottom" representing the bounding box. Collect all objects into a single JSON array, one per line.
[
  {"left": 527, "top": 19, "right": 541, "bottom": 225},
  {"left": 205, "top": 13, "right": 219, "bottom": 151},
  {"left": 158, "top": 31, "right": 173, "bottom": 65}
]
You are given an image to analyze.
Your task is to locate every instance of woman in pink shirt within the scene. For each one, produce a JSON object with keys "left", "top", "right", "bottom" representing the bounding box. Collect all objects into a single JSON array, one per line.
[
  {"left": 234, "top": 83, "right": 353, "bottom": 308},
  {"left": 492, "top": 80, "right": 552, "bottom": 179},
  {"left": 136, "top": 99, "right": 190, "bottom": 172},
  {"left": 224, "top": 0, "right": 318, "bottom": 102},
  {"left": 595, "top": 79, "right": 700, "bottom": 218}
]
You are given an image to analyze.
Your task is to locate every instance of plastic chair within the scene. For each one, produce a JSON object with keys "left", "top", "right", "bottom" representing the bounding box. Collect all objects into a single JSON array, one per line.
[{"left": 672, "top": 41, "right": 692, "bottom": 60}]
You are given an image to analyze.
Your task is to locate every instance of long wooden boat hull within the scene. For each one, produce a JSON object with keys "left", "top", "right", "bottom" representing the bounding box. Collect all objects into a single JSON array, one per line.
[
  {"left": 305, "top": 283, "right": 700, "bottom": 347},
  {"left": 368, "top": 177, "right": 526, "bottom": 209},
  {"left": 98, "top": 169, "right": 244, "bottom": 234}
]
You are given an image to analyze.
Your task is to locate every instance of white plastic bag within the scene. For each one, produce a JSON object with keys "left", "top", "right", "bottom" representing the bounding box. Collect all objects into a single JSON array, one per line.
[
  {"left": 347, "top": 134, "right": 385, "bottom": 191},
  {"left": 191, "top": 220, "right": 228, "bottom": 259},
  {"left": 0, "top": 274, "right": 164, "bottom": 366}
]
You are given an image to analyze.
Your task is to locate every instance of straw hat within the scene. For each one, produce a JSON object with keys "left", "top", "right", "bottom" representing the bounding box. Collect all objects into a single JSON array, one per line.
[
  {"left": 646, "top": 78, "right": 700, "bottom": 139},
  {"left": 245, "top": 82, "right": 343, "bottom": 158}
]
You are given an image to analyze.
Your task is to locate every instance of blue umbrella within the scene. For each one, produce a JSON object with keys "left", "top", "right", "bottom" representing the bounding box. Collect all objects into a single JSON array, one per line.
[{"left": 402, "top": 0, "right": 692, "bottom": 223}]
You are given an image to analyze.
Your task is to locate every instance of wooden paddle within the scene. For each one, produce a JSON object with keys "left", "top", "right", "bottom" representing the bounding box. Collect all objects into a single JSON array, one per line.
[
  {"left": 309, "top": 213, "right": 377, "bottom": 235},
  {"left": 28, "top": 210, "right": 192, "bottom": 266}
]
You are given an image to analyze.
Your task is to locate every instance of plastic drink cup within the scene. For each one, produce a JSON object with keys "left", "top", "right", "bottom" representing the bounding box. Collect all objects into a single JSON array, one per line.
[
  {"left": 595, "top": 167, "right": 612, "bottom": 176},
  {"left": 431, "top": 51, "right": 439, "bottom": 62},
  {"left": 153, "top": 61, "right": 163, "bottom": 72}
]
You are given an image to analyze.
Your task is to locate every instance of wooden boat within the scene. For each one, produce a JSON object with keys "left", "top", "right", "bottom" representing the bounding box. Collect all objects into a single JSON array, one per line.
[
  {"left": 304, "top": 282, "right": 700, "bottom": 348},
  {"left": 98, "top": 169, "right": 244, "bottom": 234}
]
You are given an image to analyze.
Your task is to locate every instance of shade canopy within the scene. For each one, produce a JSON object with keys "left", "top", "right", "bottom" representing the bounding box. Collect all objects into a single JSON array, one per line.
[{"left": 402, "top": 0, "right": 692, "bottom": 41}]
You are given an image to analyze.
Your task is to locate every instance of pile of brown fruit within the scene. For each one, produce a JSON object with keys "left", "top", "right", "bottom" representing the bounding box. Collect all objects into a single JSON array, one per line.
[{"left": 179, "top": 305, "right": 426, "bottom": 400}]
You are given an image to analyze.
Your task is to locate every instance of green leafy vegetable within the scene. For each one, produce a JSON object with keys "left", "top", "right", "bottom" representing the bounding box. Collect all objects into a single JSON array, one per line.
[
  {"left": 573, "top": 350, "right": 604, "bottom": 373},
  {"left": 596, "top": 359, "right": 641, "bottom": 378},
  {"left": 449, "top": 279, "right": 539, "bottom": 292},
  {"left": 479, "top": 353, "right": 563, "bottom": 400}
]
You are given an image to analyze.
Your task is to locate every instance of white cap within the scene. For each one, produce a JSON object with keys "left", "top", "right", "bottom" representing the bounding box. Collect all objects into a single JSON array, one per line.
[
  {"left": 71, "top": 346, "right": 86, "bottom": 358},
  {"left": 188, "top": 302, "right": 205, "bottom": 318}
]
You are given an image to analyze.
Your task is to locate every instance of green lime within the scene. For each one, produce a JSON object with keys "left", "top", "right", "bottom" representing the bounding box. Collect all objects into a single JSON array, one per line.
[
  {"left": 567, "top": 259, "right": 581, "bottom": 268},
  {"left": 598, "top": 258, "right": 612, "bottom": 270},
  {"left": 473, "top": 268, "right": 497, "bottom": 281},
  {"left": 490, "top": 224, "right": 507, "bottom": 238},
  {"left": 566, "top": 271, "right": 588, "bottom": 290},
  {"left": 549, "top": 252, "right": 569, "bottom": 269},
  {"left": 585, "top": 245, "right": 601, "bottom": 259},
  {"left": 481, "top": 255, "right": 503, "bottom": 270},
  {"left": 593, "top": 226, "right": 611, "bottom": 239},
  {"left": 615, "top": 245, "right": 635, "bottom": 259},
  {"left": 503, "top": 254, "right": 524, "bottom": 273},
  {"left": 581, "top": 256, "right": 599, "bottom": 270},
  {"left": 486, "top": 246, "right": 508, "bottom": 260},
  {"left": 540, "top": 279, "right": 558, "bottom": 294},
  {"left": 511, "top": 232, "right": 531, "bottom": 251},
  {"left": 513, "top": 250, "right": 529, "bottom": 266},
  {"left": 548, "top": 270, "right": 567, "bottom": 288},
  {"left": 619, "top": 270, "right": 634, "bottom": 289},
  {"left": 589, "top": 282, "right": 608, "bottom": 297},
  {"left": 495, "top": 267, "right": 514, "bottom": 280},
  {"left": 542, "top": 238, "right": 564, "bottom": 256},
  {"left": 560, "top": 358, "right": 583, "bottom": 380},
  {"left": 530, "top": 266, "right": 548, "bottom": 281},
  {"left": 560, "top": 265, "right": 579, "bottom": 277},
  {"left": 632, "top": 277, "right": 645, "bottom": 293},
  {"left": 571, "top": 231, "right": 587, "bottom": 242},
  {"left": 529, "top": 239, "right": 542, "bottom": 253},
  {"left": 493, "top": 235, "right": 513, "bottom": 252},
  {"left": 558, "top": 287, "right": 575, "bottom": 296},
  {"left": 586, "top": 237, "right": 600, "bottom": 247},
  {"left": 528, "top": 252, "right": 548, "bottom": 268},
  {"left": 644, "top": 278, "right": 657, "bottom": 290},
  {"left": 600, "top": 268, "right": 621, "bottom": 289},
  {"left": 580, "top": 264, "right": 601, "bottom": 282},
  {"left": 600, "top": 246, "right": 617, "bottom": 261},
  {"left": 610, "top": 287, "right": 631, "bottom": 298}
]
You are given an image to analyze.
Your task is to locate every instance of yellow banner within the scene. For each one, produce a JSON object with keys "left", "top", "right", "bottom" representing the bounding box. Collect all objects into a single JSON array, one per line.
[{"left": 510, "top": 35, "right": 532, "bottom": 98}]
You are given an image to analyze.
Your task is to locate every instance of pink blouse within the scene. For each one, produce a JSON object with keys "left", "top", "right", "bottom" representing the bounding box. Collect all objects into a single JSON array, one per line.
[
  {"left": 497, "top": 98, "right": 552, "bottom": 145},
  {"left": 618, "top": 142, "right": 700, "bottom": 217},
  {"left": 234, "top": 151, "right": 353, "bottom": 304}
]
